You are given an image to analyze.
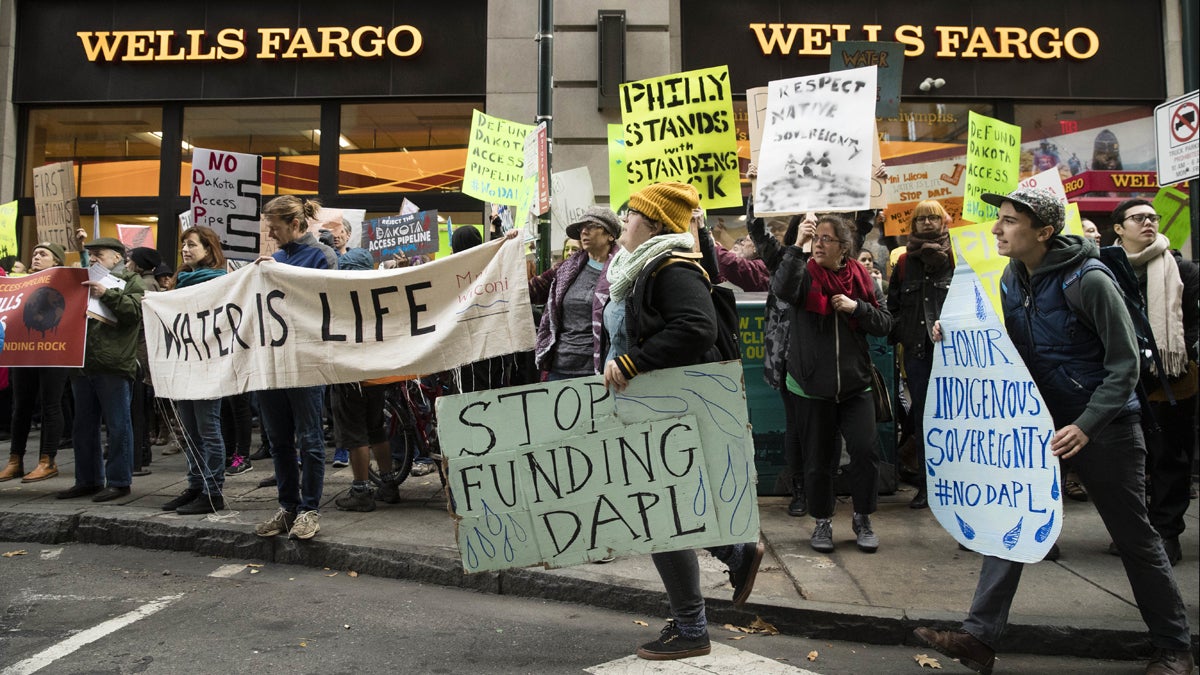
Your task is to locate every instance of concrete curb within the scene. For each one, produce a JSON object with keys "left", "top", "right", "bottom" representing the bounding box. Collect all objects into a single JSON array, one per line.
[{"left": 1, "top": 508, "right": 1183, "bottom": 660}]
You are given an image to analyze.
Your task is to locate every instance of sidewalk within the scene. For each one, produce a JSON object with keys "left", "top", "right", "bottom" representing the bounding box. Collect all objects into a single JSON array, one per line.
[{"left": 1, "top": 438, "right": 1196, "bottom": 661}]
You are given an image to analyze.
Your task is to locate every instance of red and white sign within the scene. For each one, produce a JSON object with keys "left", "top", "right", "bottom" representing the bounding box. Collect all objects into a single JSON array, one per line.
[
  {"left": 0, "top": 268, "right": 89, "bottom": 367},
  {"left": 1155, "top": 90, "right": 1199, "bottom": 187}
]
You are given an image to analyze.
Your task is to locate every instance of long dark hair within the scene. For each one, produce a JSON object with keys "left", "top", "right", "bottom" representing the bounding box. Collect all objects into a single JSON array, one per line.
[{"left": 175, "top": 225, "right": 227, "bottom": 284}]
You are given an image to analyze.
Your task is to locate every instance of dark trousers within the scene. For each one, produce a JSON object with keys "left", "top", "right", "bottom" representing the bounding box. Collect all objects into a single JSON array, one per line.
[
  {"left": 904, "top": 352, "right": 934, "bottom": 490},
  {"left": 780, "top": 386, "right": 804, "bottom": 490},
  {"left": 1145, "top": 396, "right": 1196, "bottom": 539},
  {"left": 10, "top": 367, "right": 69, "bottom": 459},
  {"left": 962, "top": 422, "right": 1190, "bottom": 651},
  {"left": 795, "top": 389, "right": 879, "bottom": 519},
  {"left": 221, "top": 393, "right": 252, "bottom": 460}
]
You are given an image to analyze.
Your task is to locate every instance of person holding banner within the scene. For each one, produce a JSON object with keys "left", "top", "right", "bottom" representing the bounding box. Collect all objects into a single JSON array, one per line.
[
  {"left": 772, "top": 215, "right": 891, "bottom": 555},
  {"left": 1, "top": 242, "right": 70, "bottom": 483},
  {"left": 253, "top": 195, "right": 337, "bottom": 541},
  {"left": 529, "top": 206, "right": 620, "bottom": 380},
  {"left": 887, "top": 200, "right": 955, "bottom": 510},
  {"left": 600, "top": 181, "right": 764, "bottom": 661},
  {"left": 57, "top": 237, "right": 146, "bottom": 503},
  {"left": 914, "top": 187, "right": 1193, "bottom": 675}
]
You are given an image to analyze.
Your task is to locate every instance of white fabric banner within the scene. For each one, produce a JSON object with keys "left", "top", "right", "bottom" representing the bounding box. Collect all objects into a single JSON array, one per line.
[{"left": 142, "top": 238, "right": 535, "bottom": 400}]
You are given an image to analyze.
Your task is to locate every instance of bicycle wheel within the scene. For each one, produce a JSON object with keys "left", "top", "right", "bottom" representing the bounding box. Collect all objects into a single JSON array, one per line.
[{"left": 382, "top": 397, "right": 417, "bottom": 485}]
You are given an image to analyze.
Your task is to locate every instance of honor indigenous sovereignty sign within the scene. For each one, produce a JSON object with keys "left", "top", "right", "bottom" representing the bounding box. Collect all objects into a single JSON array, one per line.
[
  {"left": 925, "top": 256, "right": 1061, "bottom": 563},
  {"left": 619, "top": 66, "right": 742, "bottom": 209},
  {"left": 962, "top": 112, "right": 1020, "bottom": 223},
  {"left": 437, "top": 361, "right": 760, "bottom": 573},
  {"left": 32, "top": 161, "right": 81, "bottom": 251},
  {"left": 365, "top": 211, "right": 439, "bottom": 262},
  {"left": 141, "top": 238, "right": 535, "bottom": 400},
  {"left": 754, "top": 66, "right": 877, "bottom": 216},
  {"left": 0, "top": 268, "right": 89, "bottom": 367},
  {"left": 190, "top": 148, "right": 263, "bottom": 261},
  {"left": 464, "top": 111, "right": 534, "bottom": 206}
]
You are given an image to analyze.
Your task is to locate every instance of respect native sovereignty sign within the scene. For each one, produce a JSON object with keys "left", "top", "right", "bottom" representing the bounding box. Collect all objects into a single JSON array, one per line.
[
  {"left": 925, "top": 255, "right": 1061, "bottom": 563},
  {"left": 141, "top": 238, "right": 534, "bottom": 400},
  {"left": 437, "top": 361, "right": 760, "bottom": 573}
]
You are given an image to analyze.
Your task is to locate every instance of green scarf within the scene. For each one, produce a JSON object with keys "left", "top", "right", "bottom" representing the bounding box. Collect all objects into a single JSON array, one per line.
[{"left": 605, "top": 233, "right": 694, "bottom": 301}]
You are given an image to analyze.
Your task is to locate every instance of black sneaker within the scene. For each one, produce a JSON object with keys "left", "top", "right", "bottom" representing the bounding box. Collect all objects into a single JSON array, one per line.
[
  {"left": 335, "top": 487, "right": 376, "bottom": 512},
  {"left": 162, "top": 488, "right": 202, "bottom": 511},
  {"left": 787, "top": 492, "right": 808, "bottom": 517},
  {"left": 176, "top": 494, "right": 225, "bottom": 515},
  {"left": 730, "top": 541, "right": 765, "bottom": 607},
  {"left": 248, "top": 445, "right": 271, "bottom": 461},
  {"left": 636, "top": 621, "right": 711, "bottom": 661}
]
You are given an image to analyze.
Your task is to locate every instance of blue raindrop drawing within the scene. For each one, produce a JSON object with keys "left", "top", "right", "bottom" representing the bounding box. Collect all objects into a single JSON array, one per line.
[
  {"left": 681, "top": 388, "right": 741, "bottom": 437},
  {"left": 692, "top": 469, "right": 708, "bottom": 516},
  {"left": 956, "top": 513, "right": 976, "bottom": 540},
  {"left": 483, "top": 500, "right": 503, "bottom": 536},
  {"left": 506, "top": 514, "right": 529, "bottom": 542},
  {"left": 1050, "top": 465, "right": 1060, "bottom": 501},
  {"left": 1002, "top": 517, "right": 1023, "bottom": 550},
  {"left": 473, "top": 526, "right": 497, "bottom": 559},
  {"left": 974, "top": 282, "right": 987, "bottom": 322},
  {"left": 718, "top": 448, "right": 738, "bottom": 503},
  {"left": 683, "top": 369, "right": 739, "bottom": 392},
  {"left": 615, "top": 394, "right": 688, "bottom": 415},
  {"left": 1035, "top": 511, "right": 1055, "bottom": 543}
]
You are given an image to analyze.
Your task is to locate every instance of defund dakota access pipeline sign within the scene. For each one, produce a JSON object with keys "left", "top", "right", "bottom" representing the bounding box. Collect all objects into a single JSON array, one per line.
[
  {"left": 924, "top": 256, "right": 1061, "bottom": 563},
  {"left": 437, "top": 361, "right": 760, "bottom": 572},
  {"left": 0, "top": 268, "right": 89, "bottom": 367}
]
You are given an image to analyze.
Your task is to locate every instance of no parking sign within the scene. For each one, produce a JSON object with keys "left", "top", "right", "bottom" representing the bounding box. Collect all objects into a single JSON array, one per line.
[{"left": 1155, "top": 90, "right": 1199, "bottom": 186}]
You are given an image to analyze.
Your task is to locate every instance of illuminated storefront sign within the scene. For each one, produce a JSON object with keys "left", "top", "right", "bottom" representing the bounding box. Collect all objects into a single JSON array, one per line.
[
  {"left": 748, "top": 24, "right": 1100, "bottom": 60},
  {"left": 77, "top": 25, "right": 424, "bottom": 62}
]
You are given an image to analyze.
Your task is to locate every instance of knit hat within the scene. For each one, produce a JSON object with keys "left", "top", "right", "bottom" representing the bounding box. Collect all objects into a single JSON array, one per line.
[
  {"left": 628, "top": 182, "right": 700, "bottom": 234},
  {"left": 83, "top": 237, "right": 127, "bottom": 254},
  {"left": 565, "top": 206, "right": 622, "bottom": 241},
  {"left": 33, "top": 241, "right": 66, "bottom": 266},
  {"left": 981, "top": 186, "right": 1065, "bottom": 234},
  {"left": 153, "top": 263, "right": 174, "bottom": 279},
  {"left": 129, "top": 247, "right": 161, "bottom": 272},
  {"left": 451, "top": 225, "right": 483, "bottom": 253}
]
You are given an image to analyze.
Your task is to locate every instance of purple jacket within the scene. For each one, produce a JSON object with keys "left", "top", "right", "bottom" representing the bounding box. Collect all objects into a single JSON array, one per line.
[
  {"left": 531, "top": 246, "right": 616, "bottom": 374},
  {"left": 715, "top": 243, "right": 769, "bottom": 292}
]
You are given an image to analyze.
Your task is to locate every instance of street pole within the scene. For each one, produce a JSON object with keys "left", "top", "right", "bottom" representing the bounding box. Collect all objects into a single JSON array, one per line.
[{"left": 536, "top": 0, "right": 553, "bottom": 274}]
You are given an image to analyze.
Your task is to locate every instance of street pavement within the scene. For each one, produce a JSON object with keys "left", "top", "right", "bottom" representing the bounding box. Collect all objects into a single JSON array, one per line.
[{"left": 1, "top": 437, "right": 1196, "bottom": 663}]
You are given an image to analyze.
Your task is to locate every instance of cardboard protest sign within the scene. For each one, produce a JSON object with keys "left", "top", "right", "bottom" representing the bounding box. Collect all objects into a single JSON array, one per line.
[
  {"left": 746, "top": 86, "right": 769, "bottom": 192},
  {"left": 619, "top": 66, "right": 741, "bottom": 209},
  {"left": 0, "top": 200, "right": 18, "bottom": 260},
  {"left": 550, "top": 168, "right": 596, "bottom": 253},
  {"left": 365, "top": 211, "right": 440, "bottom": 261},
  {"left": 0, "top": 268, "right": 89, "bottom": 367},
  {"left": 116, "top": 224, "right": 153, "bottom": 250},
  {"left": 1153, "top": 185, "right": 1192, "bottom": 250},
  {"left": 883, "top": 157, "right": 967, "bottom": 236},
  {"left": 949, "top": 222, "right": 1007, "bottom": 335},
  {"left": 925, "top": 255, "right": 1062, "bottom": 563},
  {"left": 178, "top": 210, "right": 193, "bottom": 232},
  {"left": 755, "top": 66, "right": 877, "bottom": 215},
  {"left": 437, "top": 361, "right": 760, "bottom": 572},
  {"left": 962, "top": 112, "right": 1020, "bottom": 223},
  {"left": 1017, "top": 168, "right": 1082, "bottom": 235},
  {"left": 190, "top": 148, "right": 263, "bottom": 260},
  {"left": 400, "top": 198, "right": 420, "bottom": 216},
  {"left": 830, "top": 41, "right": 904, "bottom": 118},
  {"left": 142, "top": 237, "right": 534, "bottom": 400},
  {"left": 869, "top": 123, "right": 887, "bottom": 209},
  {"left": 32, "top": 161, "right": 81, "bottom": 251},
  {"left": 464, "top": 110, "right": 534, "bottom": 206},
  {"left": 607, "top": 124, "right": 630, "bottom": 209},
  {"left": 312, "top": 207, "right": 367, "bottom": 249}
]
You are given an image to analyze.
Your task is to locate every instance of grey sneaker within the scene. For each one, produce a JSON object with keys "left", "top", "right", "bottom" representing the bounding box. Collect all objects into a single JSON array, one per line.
[
  {"left": 853, "top": 512, "right": 879, "bottom": 553},
  {"left": 811, "top": 518, "right": 834, "bottom": 553},
  {"left": 335, "top": 487, "right": 376, "bottom": 512},
  {"left": 290, "top": 510, "right": 321, "bottom": 540},
  {"left": 255, "top": 508, "right": 295, "bottom": 537}
]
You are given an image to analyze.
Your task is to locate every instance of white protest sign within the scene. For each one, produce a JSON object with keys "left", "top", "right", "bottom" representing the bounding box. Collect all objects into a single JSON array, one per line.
[
  {"left": 437, "top": 361, "right": 760, "bottom": 572},
  {"left": 190, "top": 148, "right": 263, "bottom": 260},
  {"left": 142, "top": 237, "right": 535, "bottom": 400},
  {"left": 1155, "top": 90, "right": 1199, "bottom": 187},
  {"left": 925, "top": 256, "right": 1062, "bottom": 563},
  {"left": 1017, "top": 168, "right": 1082, "bottom": 235},
  {"left": 178, "top": 210, "right": 193, "bottom": 232},
  {"left": 32, "top": 161, "right": 81, "bottom": 251},
  {"left": 549, "top": 167, "right": 596, "bottom": 252},
  {"left": 754, "top": 66, "right": 877, "bottom": 216}
]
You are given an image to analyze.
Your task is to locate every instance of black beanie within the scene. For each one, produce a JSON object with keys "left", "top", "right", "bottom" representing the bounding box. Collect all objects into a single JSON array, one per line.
[
  {"left": 129, "top": 247, "right": 162, "bottom": 272},
  {"left": 451, "top": 226, "right": 483, "bottom": 253}
]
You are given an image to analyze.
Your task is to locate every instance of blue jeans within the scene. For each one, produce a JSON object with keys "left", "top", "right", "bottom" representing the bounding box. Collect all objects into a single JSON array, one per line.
[
  {"left": 258, "top": 386, "right": 325, "bottom": 513},
  {"left": 176, "top": 398, "right": 226, "bottom": 494},
  {"left": 71, "top": 374, "right": 133, "bottom": 488}
]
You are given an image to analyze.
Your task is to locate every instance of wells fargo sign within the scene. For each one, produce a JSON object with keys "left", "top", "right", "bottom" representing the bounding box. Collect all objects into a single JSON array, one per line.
[
  {"left": 749, "top": 24, "right": 1099, "bottom": 60},
  {"left": 76, "top": 25, "right": 424, "bottom": 62}
]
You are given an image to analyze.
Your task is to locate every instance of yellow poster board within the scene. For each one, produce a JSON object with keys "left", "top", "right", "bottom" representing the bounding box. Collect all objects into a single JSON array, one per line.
[
  {"left": 464, "top": 111, "right": 534, "bottom": 206},
  {"left": 962, "top": 112, "right": 1020, "bottom": 223}
]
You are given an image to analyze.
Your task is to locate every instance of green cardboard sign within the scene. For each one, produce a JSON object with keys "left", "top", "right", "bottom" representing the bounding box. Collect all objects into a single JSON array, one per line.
[
  {"left": 438, "top": 361, "right": 760, "bottom": 572},
  {"left": 0, "top": 201, "right": 18, "bottom": 260},
  {"left": 1153, "top": 186, "right": 1192, "bottom": 250},
  {"left": 962, "top": 111, "right": 1021, "bottom": 223},
  {"left": 608, "top": 123, "right": 630, "bottom": 210}
]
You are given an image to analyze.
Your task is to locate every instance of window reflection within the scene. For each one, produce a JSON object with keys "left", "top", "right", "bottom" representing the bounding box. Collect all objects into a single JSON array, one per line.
[
  {"left": 339, "top": 102, "right": 478, "bottom": 193},
  {"left": 24, "top": 107, "right": 163, "bottom": 198},
  {"left": 179, "top": 104, "right": 321, "bottom": 195}
]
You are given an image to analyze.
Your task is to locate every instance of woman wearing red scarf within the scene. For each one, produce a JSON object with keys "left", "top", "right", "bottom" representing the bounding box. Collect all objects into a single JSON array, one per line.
[{"left": 772, "top": 214, "right": 892, "bottom": 554}]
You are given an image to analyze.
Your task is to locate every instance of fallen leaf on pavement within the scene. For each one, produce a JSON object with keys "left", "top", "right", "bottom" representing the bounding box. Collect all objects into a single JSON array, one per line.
[
  {"left": 915, "top": 654, "right": 942, "bottom": 669},
  {"left": 633, "top": 620, "right": 648, "bottom": 626},
  {"left": 249, "top": 569, "right": 260, "bottom": 574},
  {"left": 2, "top": 550, "right": 28, "bottom": 558},
  {"left": 348, "top": 571, "right": 358, "bottom": 578},
  {"left": 247, "top": 564, "right": 263, "bottom": 568},
  {"left": 722, "top": 617, "right": 779, "bottom": 636},
  {"left": 807, "top": 650, "right": 818, "bottom": 661},
  {"left": 299, "top": 642, "right": 307, "bottom": 648},
  {"left": 728, "top": 636, "right": 745, "bottom": 641},
  {"left": 325, "top": 572, "right": 338, "bottom": 577}
]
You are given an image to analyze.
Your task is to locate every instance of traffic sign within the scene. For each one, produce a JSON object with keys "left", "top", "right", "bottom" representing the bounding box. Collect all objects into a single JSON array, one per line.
[{"left": 1155, "top": 90, "right": 1199, "bottom": 187}]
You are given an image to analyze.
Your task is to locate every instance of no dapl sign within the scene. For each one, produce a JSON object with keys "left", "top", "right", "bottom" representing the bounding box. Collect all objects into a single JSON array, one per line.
[{"left": 1155, "top": 90, "right": 1199, "bottom": 187}]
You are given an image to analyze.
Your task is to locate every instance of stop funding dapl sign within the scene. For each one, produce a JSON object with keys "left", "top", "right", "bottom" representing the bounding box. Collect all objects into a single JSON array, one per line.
[{"left": 924, "top": 256, "right": 1061, "bottom": 563}]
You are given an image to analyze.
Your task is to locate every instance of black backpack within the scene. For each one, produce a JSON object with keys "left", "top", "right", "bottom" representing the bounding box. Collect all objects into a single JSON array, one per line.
[{"left": 652, "top": 252, "right": 742, "bottom": 362}]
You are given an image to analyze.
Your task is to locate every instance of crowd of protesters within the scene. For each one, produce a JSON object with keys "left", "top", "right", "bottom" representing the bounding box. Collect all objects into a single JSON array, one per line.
[{"left": 0, "top": 177, "right": 1196, "bottom": 670}]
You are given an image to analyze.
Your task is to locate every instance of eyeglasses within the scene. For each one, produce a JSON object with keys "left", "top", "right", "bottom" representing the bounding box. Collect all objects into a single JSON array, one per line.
[
  {"left": 814, "top": 235, "right": 840, "bottom": 245},
  {"left": 1124, "top": 213, "right": 1161, "bottom": 225},
  {"left": 625, "top": 208, "right": 646, "bottom": 220},
  {"left": 913, "top": 215, "right": 943, "bottom": 224}
]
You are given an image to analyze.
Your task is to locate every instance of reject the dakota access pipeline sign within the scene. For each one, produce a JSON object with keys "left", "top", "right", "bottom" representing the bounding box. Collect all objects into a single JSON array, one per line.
[
  {"left": 464, "top": 111, "right": 534, "bottom": 207},
  {"left": 619, "top": 66, "right": 742, "bottom": 210},
  {"left": 925, "top": 255, "right": 1061, "bottom": 564},
  {"left": 962, "top": 112, "right": 1020, "bottom": 224},
  {"left": 141, "top": 237, "right": 535, "bottom": 401},
  {"left": 190, "top": 148, "right": 264, "bottom": 261},
  {"left": 0, "top": 268, "right": 89, "bottom": 368},
  {"left": 365, "top": 210, "right": 439, "bottom": 262},
  {"left": 754, "top": 66, "right": 877, "bottom": 216},
  {"left": 437, "top": 361, "right": 760, "bottom": 573}
]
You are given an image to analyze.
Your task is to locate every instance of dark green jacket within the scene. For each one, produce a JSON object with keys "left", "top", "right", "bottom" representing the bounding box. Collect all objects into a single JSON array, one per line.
[{"left": 82, "top": 268, "right": 145, "bottom": 380}]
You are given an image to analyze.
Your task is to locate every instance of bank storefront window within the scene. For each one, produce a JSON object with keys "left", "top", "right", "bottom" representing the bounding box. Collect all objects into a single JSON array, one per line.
[
  {"left": 1013, "top": 104, "right": 1156, "bottom": 176},
  {"left": 877, "top": 102, "right": 995, "bottom": 163},
  {"left": 24, "top": 107, "right": 163, "bottom": 198},
  {"left": 178, "top": 104, "right": 322, "bottom": 196},
  {"left": 339, "top": 102, "right": 477, "bottom": 194}
]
